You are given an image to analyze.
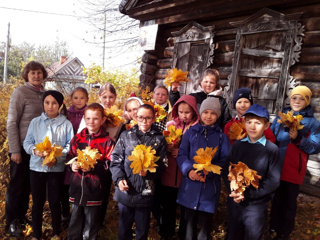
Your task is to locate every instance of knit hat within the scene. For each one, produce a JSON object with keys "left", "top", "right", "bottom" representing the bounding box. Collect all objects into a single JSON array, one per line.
[
  {"left": 42, "top": 90, "right": 64, "bottom": 108},
  {"left": 289, "top": 86, "right": 312, "bottom": 106},
  {"left": 233, "top": 88, "right": 253, "bottom": 107},
  {"left": 199, "top": 97, "right": 221, "bottom": 118},
  {"left": 243, "top": 104, "right": 269, "bottom": 121}
]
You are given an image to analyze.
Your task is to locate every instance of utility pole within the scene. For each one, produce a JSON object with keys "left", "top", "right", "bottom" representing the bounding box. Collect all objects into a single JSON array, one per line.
[
  {"left": 102, "top": 12, "right": 106, "bottom": 69},
  {"left": 3, "top": 22, "right": 10, "bottom": 84}
]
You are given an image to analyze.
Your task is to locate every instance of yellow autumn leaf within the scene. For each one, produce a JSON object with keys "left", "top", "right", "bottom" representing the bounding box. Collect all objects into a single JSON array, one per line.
[
  {"left": 193, "top": 147, "right": 221, "bottom": 175},
  {"left": 128, "top": 144, "right": 160, "bottom": 174},
  {"left": 23, "top": 224, "right": 32, "bottom": 237},
  {"left": 125, "top": 120, "right": 137, "bottom": 130},
  {"left": 35, "top": 136, "right": 63, "bottom": 167},
  {"left": 104, "top": 105, "right": 126, "bottom": 127},
  {"left": 140, "top": 86, "right": 153, "bottom": 103},
  {"left": 164, "top": 68, "right": 190, "bottom": 87},
  {"left": 277, "top": 110, "right": 304, "bottom": 131},
  {"left": 66, "top": 146, "right": 102, "bottom": 171},
  {"left": 228, "top": 120, "right": 247, "bottom": 140},
  {"left": 163, "top": 125, "right": 183, "bottom": 145}
]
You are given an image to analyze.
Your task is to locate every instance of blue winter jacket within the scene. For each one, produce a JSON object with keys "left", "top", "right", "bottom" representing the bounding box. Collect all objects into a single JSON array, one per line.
[
  {"left": 176, "top": 123, "right": 230, "bottom": 213},
  {"left": 23, "top": 112, "right": 74, "bottom": 172},
  {"left": 271, "top": 105, "right": 320, "bottom": 184}
]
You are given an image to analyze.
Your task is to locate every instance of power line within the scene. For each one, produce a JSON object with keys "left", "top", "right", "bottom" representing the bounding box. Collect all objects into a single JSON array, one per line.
[{"left": 0, "top": 6, "right": 84, "bottom": 18}]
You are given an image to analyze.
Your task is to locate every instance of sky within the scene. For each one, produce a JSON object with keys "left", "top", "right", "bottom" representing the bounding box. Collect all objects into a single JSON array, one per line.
[{"left": 0, "top": 0, "right": 141, "bottom": 69}]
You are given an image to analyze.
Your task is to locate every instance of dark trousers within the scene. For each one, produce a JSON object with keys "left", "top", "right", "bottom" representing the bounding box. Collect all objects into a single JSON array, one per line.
[
  {"left": 184, "top": 207, "right": 213, "bottom": 240},
  {"left": 100, "top": 168, "right": 112, "bottom": 226},
  {"left": 30, "top": 170, "right": 63, "bottom": 239},
  {"left": 270, "top": 180, "right": 300, "bottom": 236},
  {"left": 68, "top": 204, "right": 101, "bottom": 240},
  {"left": 61, "top": 184, "right": 70, "bottom": 217},
  {"left": 227, "top": 197, "right": 267, "bottom": 240},
  {"left": 5, "top": 147, "right": 31, "bottom": 226},
  {"left": 159, "top": 186, "right": 179, "bottom": 238},
  {"left": 118, "top": 202, "right": 150, "bottom": 240}
]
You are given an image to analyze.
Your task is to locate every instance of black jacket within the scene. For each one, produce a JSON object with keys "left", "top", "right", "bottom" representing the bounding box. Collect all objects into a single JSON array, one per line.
[{"left": 110, "top": 125, "right": 167, "bottom": 207}]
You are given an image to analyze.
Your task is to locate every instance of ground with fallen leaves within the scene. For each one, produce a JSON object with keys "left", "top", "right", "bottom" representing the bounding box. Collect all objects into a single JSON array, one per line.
[{"left": 0, "top": 181, "right": 319, "bottom": 239}]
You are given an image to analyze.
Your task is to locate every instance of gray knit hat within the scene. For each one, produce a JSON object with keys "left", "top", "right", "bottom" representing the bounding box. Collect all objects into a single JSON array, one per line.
[{"left": 200, "top": 97, "right": 221, "bottom": 118}]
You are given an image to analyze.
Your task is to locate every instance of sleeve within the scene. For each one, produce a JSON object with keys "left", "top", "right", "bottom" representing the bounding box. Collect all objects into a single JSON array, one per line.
[
  {"left": 298, "top": 119, "right": 320, "bottom": 155},
  {"left": 264, "top": 127, "right": 276, "bottom": 143},
  {"left": 110, "top": 134, "right": 127, "bottom": 186},
  {"left": 221, "top": 143, "right": 236, "bottom": 194},
  {"left": 77, "top": 117, "right": 86, "bottom": 134},
  {"left": 169, "top": 90, "right": 181, "bottom": 106},
  {"left": 104, "top": 138, "right": 116, "bottom": 163},
  {"left": 244, "top": 145, "right": 281, "bottom": 200},
  {"left": 7, "top": 88, "right": 24, "bottom": 153},
  {"left": 56, "top": 121, "right": 74, "bottom": 164},
  {"left": 23, "top": 118, "right": 36, "bottom": 155},
  {"left": 221, "top": 98, "right": 232, "bottom": 128},
  {"left": 176, "top": 129, "right": 194, "bottom": 176}
]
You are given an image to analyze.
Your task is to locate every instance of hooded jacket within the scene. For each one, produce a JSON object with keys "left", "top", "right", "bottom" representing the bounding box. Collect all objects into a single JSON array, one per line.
[
  {"left": 23, "top": 112, "right": 74, "bottom": 172},
  {"left": 67, "top": 104, "right": 87, "bottom": 134},
  {"left": 177, "top": 123, "right": 230, "bottom": 214},
  {"left": 271, "top": 105, "right": 320, "bottom": 185},
  {"left": 162, "top": 95, "right": 200, "bottom": 188},
  {"left": 68, "top": 127, "right": 115, "bottom": 206},
  {"left": 110, "top": 125, "right": 167, "bottom": 208}
]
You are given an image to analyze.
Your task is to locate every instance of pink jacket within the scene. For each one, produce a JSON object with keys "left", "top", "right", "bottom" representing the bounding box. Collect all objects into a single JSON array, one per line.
[{"left": 162, "top": 95, "right": 200, "bottom": 188}]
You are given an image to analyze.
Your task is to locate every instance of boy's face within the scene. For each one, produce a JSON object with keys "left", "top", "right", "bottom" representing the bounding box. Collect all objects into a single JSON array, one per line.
[
  {"left": 245, "top": 116, "right": 270, "bottom": 143},
  {"left": 153, "top": 88, "right": 168, "bottom": 105},
  {"left": 84, "top": 109, "right": 106, "bottom": 134},
  {"left": 200, "top": 74, "right": 217, "bottom": 94},
  {"left": 136, "top": 108, "right": 155, "bottom": 133},
  {"left": 235, "top": 98, "right": 251, "bottom": 116},
  {"left": 201, "top": 109, "right": 218, "bottom": 126},
  {"left": 290, "top": 94, "right": 307, "bottom": 112}
]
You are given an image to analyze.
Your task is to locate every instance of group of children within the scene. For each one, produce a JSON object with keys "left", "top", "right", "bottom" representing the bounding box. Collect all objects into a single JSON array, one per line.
[{"left": 9, "top": 64, "right": 320, "bottom": 240}]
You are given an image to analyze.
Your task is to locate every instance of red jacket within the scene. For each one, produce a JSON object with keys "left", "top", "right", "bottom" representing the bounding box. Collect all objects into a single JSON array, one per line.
[
  {"left": 162, "top": 95, "right": 200, "bottom": 188},
  {"left": 224, "top": 116, "right": 276, "bottom": 145},
  {"left": 67, "top": 127, "right": 115, "bottom": 206}
]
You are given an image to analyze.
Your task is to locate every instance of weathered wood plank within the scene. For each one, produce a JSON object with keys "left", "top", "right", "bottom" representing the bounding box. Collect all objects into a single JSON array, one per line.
[
  {"left": 214, "top": 52, "right": 234, "bottom": 65},
  {"left": 139, "top": 73, "right": 154, "bottom": 84},
  {"left": 238, "top": 68, "right": 281, "bottom": 78},
  {"left": 241, "top": 48, "right": 284, "bottom": 58},
  {"left": 141, "top": 53, "right": 158, "bottom": 64},
  {"left": 155, "top": 69, "right": 170, "bottom": 79},
  {"left": 300, "top": 180, "right": 320, "bottom": 198},
  {"left": 140, "top": 62, "right": 158, "bottom": 76},
  {"left": 157, "top": 58, "right": 172, "bottom": 69},
  {"left": 215, "top": 40, "right": 235, "bottom": 53},
  {"left": 302, "top": 31, "right": 320, "bottom": 47},
  {"left": 291, "top": 65, "right": 320, "bottom": 81},
  {"left": 164, "top": 46, "right": 174, "bottom": 58},
  {"left": 300, "top": 17, "right": 320, "bottom": 31},
  {"left": 215, "top": 67, "right": 232, "bottom": 79},
  {"left": 299, "top": 47, "right": 320, "bottom": 64}
]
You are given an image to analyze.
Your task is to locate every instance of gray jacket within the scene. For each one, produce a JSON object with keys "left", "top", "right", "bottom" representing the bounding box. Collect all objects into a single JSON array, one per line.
[{"left": 7, "top": 83, "right": 45, "bottom": 153}]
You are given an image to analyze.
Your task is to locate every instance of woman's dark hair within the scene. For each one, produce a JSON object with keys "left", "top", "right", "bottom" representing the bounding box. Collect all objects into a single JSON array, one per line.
[
  {"left": 21, "top": 61, "right": 48, "bottom": 82},
  {"left": 137, "top": 104, "right": 155, "bottom": 117},
  {"left": 84, "top": 103, "right": 105, "bottom": 118},
  {"left": 71, "top": 87, "right": 89, "bottom": 99},
  {"left": 199, "top": 68, "right": 220, "bottom": 90},
  {"left": 99, "top": 83, "right": 117, "bottom": 96}
]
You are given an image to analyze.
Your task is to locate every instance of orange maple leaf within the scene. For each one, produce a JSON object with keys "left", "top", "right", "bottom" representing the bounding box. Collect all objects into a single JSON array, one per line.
[
  {"left": 228, "top": 120, "right": 247, "bottom": 140},
  {"left": 163, "top": 125, "right": 183, "bottom": 146},
  {"left": 35, "top": 136, "right": 63, "bottom": 167},
  {"left": 277, "top": 111, "right": 304, "bottom": 131},
  {"left": 164, "top": 68, "right": 190, "bottom": 87},
  {"left": 66, "top": 146, "right": 102, "bottom": 171}
]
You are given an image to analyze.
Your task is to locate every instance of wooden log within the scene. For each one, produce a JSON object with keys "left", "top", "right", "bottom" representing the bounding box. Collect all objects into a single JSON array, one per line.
[
  {"left": 299, "top": 47, "right": 320, "bottom": 64},
  {"left": 300, "top": 180, "right": 320, "bottom": 198},
  {"left": 167, "top": 37, "right": 175, "bottom": 47},
  {"left": 215, "top": 40, "right": 235, "bottom": 53},
  {"left": 309, "top": 153, "right": 320, "bottom": 162},
  {"left": 155, "top": 69, "right": 170, "bottom": 79},
  {"left": 303, "top": 31, "right": 320, "bottom": 47},
  {"left": 140, "top": 62, "right": 158, "bottom": 76},
  {"left": 300, "top": 17, "right": 320, "bottom": 31},
  {"left": 141, "top": 53, "right": 158, "bottom": 64},
  {"left": 215, "top": 67, "right": 232, "bottom": 79},
  {"left": 291, "top": 65, "right": 320, "bottom": 81},
  {"left": 157, "top": 58, "right": 172, "bottom": 69},
  {"left": 303, "top": 174, "right": 320, "bottom": 187},
  {"left": 214, "top": 52, "right": 234, "bottom": 65},
  {"left": 155, "top": 79, "right": 165, "bottom": 86},
  {"left": 139, "top": 73, "right": 154, "bottom": 85},
  {"left": 164, "top": 46, "right": 174, "bottom": 58},
  {"left": 241, "top": 48, "right": 284, "bottom": 59},
  {"left": 238, "top": 68, "right": 281, "bottom": 78}
]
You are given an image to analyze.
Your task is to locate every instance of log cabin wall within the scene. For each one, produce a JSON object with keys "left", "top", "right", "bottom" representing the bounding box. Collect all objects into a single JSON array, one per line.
[{"left": 124, "top": 1, "right": 320, "bottom": 197}]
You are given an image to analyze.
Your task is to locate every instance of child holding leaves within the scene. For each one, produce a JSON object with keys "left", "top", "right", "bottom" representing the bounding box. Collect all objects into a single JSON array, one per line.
[
  {"left": 110, "top": 104, "right": 166, "bottom": 240},
  {"left": 269, "top": 86, "right": 320, "bottom": 239},
  {"left": 176, "top": 97, "right": 230, "bottom": 240},
  {"left": 159, "top": 95, "right": 200, "bottom": 239},
  {"left": 223, "top": 104, "right": 281, "bottom": 240},
  {"left": 23, "top": 90, "right": 73, "bottom": 240},
  {"left": 67, "top": 103, "right": 115, "bottom": 240}
]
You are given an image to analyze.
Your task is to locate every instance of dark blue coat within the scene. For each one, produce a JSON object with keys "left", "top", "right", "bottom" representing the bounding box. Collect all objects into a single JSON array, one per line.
[{"left": 176, "top": 123, "right": 230, "bottom": 213}]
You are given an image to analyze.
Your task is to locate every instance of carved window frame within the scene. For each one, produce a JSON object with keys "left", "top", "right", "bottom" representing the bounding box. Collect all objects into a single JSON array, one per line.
[{"left": 225, "top": 8, "right": 304, "bottom": 116}]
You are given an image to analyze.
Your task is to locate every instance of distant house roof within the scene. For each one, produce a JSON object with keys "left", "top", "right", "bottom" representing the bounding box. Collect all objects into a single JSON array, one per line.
[{"left": 46, "top": 57, "right": 86, "bottom": 82}]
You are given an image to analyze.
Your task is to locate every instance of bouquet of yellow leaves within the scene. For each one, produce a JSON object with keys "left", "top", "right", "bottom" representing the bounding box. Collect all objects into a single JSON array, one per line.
[
  {"left": 35, "top": 136, "right": 63, "bottom": 167},
  {"left": 125, "top": 120, "right": 137, "bottom": 130},
  {"left": 154, "top": 104, "right": 167, "bottom": 122},
  {"left": 104, "top": 105, "right": 126, "bottom": 127},
  {"left": 193, "top": 147, "right": 222, "bottom": 182},
  {"left": 164, "top": 68, "right": 190, "bottom": 87},
  {"left": 66, "top": 146, "right": 102, "bottom": 171},
  {"left": 140, "top": 86, "right": 153, "bottom": 104},
  {"left": 163, "top": 125, "right": 183, "bottom": 146},
  {"left": 128, "top": 144, "right": 160, "bottom": 174},
  {"left": 228, "top": 161, "right": 262, "bottom": 194},
  {"left": 228, "top": 120, "right": 247, "bottom": 141},
  {"left": 277, "top": 110, "right": 304, "bottom": 131}
]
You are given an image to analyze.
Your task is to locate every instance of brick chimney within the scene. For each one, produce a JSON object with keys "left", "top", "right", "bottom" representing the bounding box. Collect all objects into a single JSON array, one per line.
[{"left": 60, "top": 56, "right": 66, "bottom": 64}]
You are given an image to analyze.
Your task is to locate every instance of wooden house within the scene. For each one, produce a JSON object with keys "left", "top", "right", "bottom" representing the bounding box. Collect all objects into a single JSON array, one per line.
[
  {"left": 46, "top": 56, "right": 87, "bottom": 93},
  {"left": 119, "top": 0, "right": 320, "bottom": 196}
]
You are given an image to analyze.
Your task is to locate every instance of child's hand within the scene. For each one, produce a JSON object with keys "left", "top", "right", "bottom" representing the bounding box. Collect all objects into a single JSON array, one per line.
[
  {"left": 71, "top": 161, "right": 80, "bottom": 172},
  {"left": 34, "top": 150, "right": 46, "bottom": 158},
  {"left": 119, "top": 179, "right": 129, "bottom": 191},
  {"left": 171, "top": 147, "right": 179, "bottom": 158},
  {"left": 139, "top": 170, "right": 147, "bottom": 177},
  {"left": 289, "top": 129, "right": 298, "bottom": 140},
  {"left": 229, "top": 191, "right": 244, "bottom": 203},
  {"left": 188, "top": 170, "right": 201, "bottom": 181},
  {"left": 171, "top": 82, "right": 181, "bottom": 92}
]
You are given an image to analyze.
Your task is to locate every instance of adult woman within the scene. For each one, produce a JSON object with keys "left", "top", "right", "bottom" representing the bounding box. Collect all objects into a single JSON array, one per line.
[{"left": 5, "top": 61, "right": 47, "bottom": 237}]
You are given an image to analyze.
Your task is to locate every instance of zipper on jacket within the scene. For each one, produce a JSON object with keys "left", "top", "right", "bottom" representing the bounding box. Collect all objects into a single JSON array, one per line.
[{"left": 79, "top": 172, "right": 84, "bottom": 205}]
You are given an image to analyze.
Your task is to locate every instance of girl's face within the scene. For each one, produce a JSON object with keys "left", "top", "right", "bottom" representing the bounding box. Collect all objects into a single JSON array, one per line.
[
  {"left": 153, "top": 88, "right": 169, "bottom": 105},
  {"left": 28, "top": 69, "right": 44, "bottom": 87},
  {"left": 201, "top": 109, "right": 218, "bottom": 126},
  {"left": 235, "top": 98, "right": 251, "bottom": 116},
  {"left": 126, "top": 100, "right": 140, "bottom": 120},
  {"left": 99, "top": 90, "right": 116, "bottom": 109},
  {"left": 290, "top": 94, "right": 307, "bottom": 112},
  {"left": 178, "top": 102, "right": 195, "bottom": 123},
  {"left": 44, "top": 95, "right": 59, "bottom": 119},
  {"left": 136, "top": 108, "right": 155, "bottom": 133},
  {"left": 200, "top": 74, "right": 217, "bottom": 94},
  {"left": 71, "top": 91, "right": 88, "bottom": 110},
  {"left": 84, "top": 109, "right": 106, "bottom": 134}
]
